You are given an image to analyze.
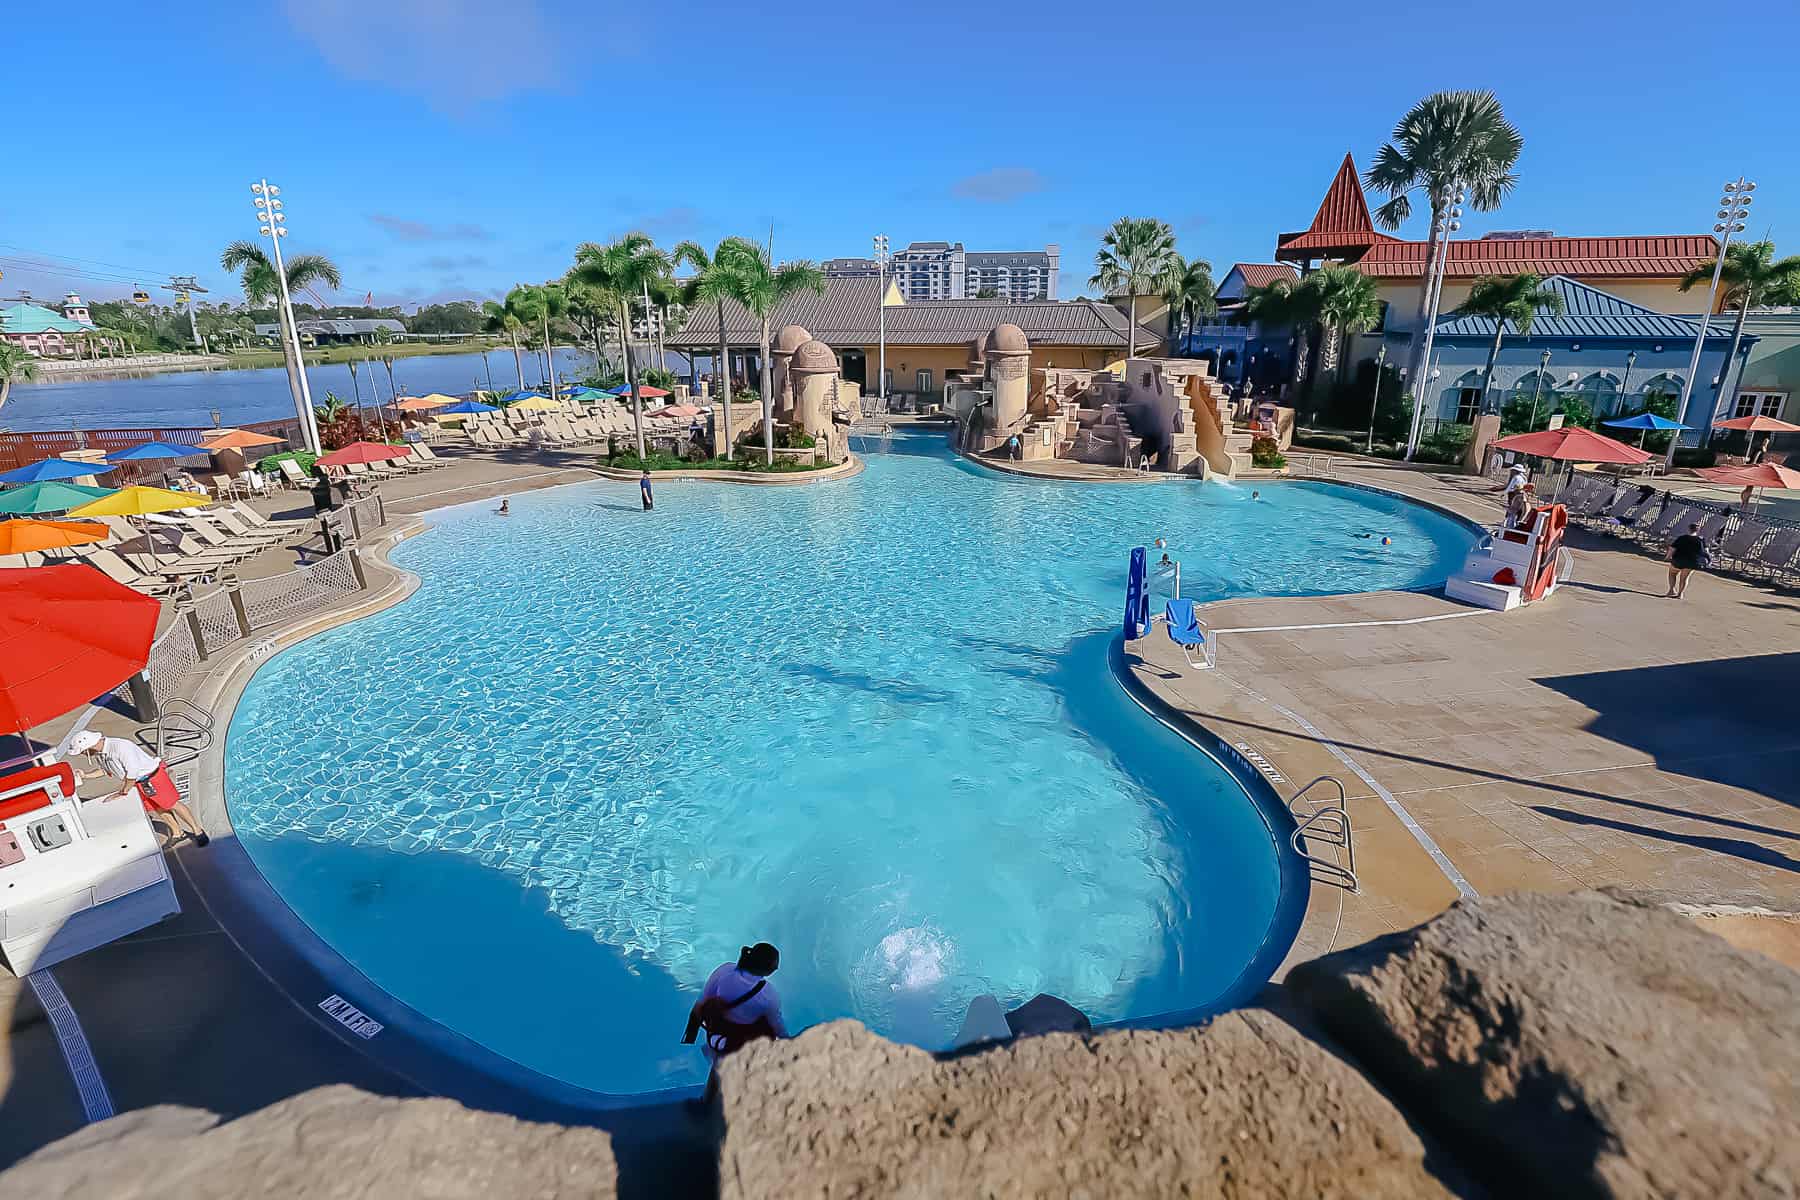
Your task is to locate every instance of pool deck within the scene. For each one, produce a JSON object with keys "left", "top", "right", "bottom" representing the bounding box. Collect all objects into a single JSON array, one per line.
[{"left": 7, "top": 440, "right": 1799, "bottom": 1173}]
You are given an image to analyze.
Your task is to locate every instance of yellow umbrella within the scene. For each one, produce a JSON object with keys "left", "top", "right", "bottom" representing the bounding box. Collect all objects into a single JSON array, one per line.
[
  {"left": 67, "top": 486, "right": 211, "bottom": 569},
  {"left": 395, "top": 396, "right": 450, "bottom": 412},
  {"left": 0, "top": 519, "right": 110, "bottom": 555},
  {"left": 508, "top": 395, "right": 563, "bottom": 411}
]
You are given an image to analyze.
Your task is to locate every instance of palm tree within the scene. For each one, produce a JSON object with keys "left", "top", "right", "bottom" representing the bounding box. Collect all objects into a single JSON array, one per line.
[
  {"left": 570, "top": 233, "right": 671, "bottom": 459},
  {"left": 482, "top": 299, "right": 529, "bottom": 390},
  {"left": 0, "top": 342, "right": 38, "bottom": 415},
  {"left": 1163, "top": 256, "right": 1218, "bottom": 353},
  {"left": 1242, "top": 277, "right": 1310, "bottom": 385},
  {"left": 563, "top": 281, "right": 616, "bottom": 374},
  {"left": 712, "top": 244, "right": 825, "bottom": 464},
  {"left": 1306, "top": 265, "right": 1384, "bottom": 381},
  {"left": 674, "top": 236, "right": 762, "bottom": 460},
  {"left": 509, "top": 283, "right": 568, "bottom": 402},
  {"left": 1365, "top": 91, "right": 1523, "bottom": 387},
  {"left": 221, "top": 240, "right": 342, "bottom": 445},
  {"left": 1455, "top": 273, "right": 1565, "bottom": 413},
  {"left": 1088, "top": 218, "right": 1181, "bottom": 360},
  {"left": 1680, "top": 239, "right": 1800, "bottom": 418}
]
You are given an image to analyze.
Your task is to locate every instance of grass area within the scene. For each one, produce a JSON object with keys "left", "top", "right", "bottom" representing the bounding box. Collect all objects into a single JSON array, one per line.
[
  {"left": 604, "top": 450, "right": 837, "bottom": 474},
  {"left": 219, "top": 340, "right": 522, "bottom": 370}
]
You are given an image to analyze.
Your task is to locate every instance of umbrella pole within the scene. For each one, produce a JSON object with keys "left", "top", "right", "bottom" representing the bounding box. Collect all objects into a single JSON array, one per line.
[{"left": 140, "top": 515, "right": 159, "bottom": 570}]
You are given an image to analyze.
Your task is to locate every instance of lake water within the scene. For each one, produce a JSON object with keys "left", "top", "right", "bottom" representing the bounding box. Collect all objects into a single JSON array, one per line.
[{"left": 1, "top": 347, "right": 599, "bottom": 433}]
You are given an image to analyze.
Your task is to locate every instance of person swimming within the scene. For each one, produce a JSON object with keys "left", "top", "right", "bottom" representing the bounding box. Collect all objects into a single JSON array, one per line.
[
  {"left": 1250, "top": 490, "right": 1261, "bottom": 501},
  {"left": 496, "top": 498, "right": 510, "bottom": 516}
]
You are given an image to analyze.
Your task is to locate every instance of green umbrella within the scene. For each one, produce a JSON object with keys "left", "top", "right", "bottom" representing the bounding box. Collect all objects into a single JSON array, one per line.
[{"left": 0, "top": 480, "right": 118, "bottom": 515}]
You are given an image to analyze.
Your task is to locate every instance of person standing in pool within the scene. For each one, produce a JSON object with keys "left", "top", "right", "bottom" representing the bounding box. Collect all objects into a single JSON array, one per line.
[
  {"left": 640, "top": 470, "right": 654, "bottom": 511},
  {"left": 685, "top": 943, "right": 788, "bottom": 1068}
]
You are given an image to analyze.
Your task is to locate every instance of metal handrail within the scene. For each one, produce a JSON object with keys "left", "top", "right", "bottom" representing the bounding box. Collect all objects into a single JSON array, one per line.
[
  {"left": 155, "top": 697, "right": 215, "bottom": 769},
  {"left": 1287, "top": 775, "right": 1355, "bottom": 890}
]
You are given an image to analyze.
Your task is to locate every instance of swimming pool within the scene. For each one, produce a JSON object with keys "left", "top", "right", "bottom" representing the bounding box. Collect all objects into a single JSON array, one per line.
[{"left": 226, "top": 429, "right": 1472, "bottom": 1096}]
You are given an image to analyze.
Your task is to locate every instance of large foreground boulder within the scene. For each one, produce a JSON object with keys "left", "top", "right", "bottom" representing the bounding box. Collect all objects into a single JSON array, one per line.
[
  {"left": 1288, "top": 891, "right": 1800, "bottom": 1199},
  {"left": 0, "top": 1085, "right": 616, "bottom": 1200},
  {"left": 715, "top": 1014, "right": 1464, "bottom": 1199}
]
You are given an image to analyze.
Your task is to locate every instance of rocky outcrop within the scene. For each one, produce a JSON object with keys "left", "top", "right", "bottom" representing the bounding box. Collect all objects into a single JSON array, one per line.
[
  {"left": 714, "top": 1014, "right": 1463, "bottom": 1199},
  {"left": 0, "top": 1084, "right": 617, "bottom": 1200},
  {"left": 1288, "top": 891, "right": 1800, "bottom": 1200}
]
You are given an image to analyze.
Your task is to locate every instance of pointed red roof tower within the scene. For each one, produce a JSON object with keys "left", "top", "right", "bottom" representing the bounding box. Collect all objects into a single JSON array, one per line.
[{"left": 1275, "top": 153, "right": 1397, "bottom": 263}]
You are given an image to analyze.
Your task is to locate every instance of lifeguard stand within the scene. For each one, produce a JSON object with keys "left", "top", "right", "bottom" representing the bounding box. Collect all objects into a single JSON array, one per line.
[{"left": 1446, "top": 505, "right": 1572, "bottom": 611}]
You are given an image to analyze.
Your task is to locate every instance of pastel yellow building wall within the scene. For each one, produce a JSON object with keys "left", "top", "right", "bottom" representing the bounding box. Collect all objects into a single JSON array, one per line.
[{"left": 856, "top": 344, "right": 1116, "bottom": 390}]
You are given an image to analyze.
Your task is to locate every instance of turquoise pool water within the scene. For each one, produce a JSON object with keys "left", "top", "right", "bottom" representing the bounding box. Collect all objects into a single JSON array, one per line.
[{"left": 226, "top": 430, "right": 1472, "bottom": 1095}]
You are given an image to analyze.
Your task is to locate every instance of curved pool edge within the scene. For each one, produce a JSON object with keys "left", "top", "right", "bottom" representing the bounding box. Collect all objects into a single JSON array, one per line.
[{"left": 181, "top": 461, "right": 1463, "bottom": 1111}]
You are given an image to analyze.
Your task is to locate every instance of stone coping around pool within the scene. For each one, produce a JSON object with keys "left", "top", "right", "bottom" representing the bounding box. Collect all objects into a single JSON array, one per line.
[
  {"left": 956, "top": 443, "right": 1194, "bottom": 483},
  {"left": 588, "top": 453, "right": 863, "bottom": 486}
]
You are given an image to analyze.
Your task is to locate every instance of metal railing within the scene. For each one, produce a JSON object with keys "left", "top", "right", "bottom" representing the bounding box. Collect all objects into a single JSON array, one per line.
[
  {"left": 155, "top": 698, "right": 215, "bottom": 771},
  {"left": 1287, "top": 775, "right": 1356, "bottom": 891}
]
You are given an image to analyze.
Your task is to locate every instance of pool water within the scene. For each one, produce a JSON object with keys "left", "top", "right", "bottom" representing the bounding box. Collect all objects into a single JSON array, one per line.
[{"left": 226, "top": 429, "right": 1472, "bottom": 1095}]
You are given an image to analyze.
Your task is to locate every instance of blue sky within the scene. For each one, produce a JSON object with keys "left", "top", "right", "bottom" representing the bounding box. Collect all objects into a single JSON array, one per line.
[{"left": 4, "top": 0, "right": 1796, "bottom": 310}]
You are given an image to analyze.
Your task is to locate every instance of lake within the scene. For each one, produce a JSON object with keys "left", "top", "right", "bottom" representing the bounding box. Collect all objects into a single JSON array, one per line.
[{"left": 1, "top": 347, "right": 613, "bottom": 433}]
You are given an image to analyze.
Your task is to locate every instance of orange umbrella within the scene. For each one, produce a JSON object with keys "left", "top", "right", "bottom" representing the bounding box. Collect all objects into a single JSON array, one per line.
[
  {"left": 199, "top": 428, "right": 287, "bottom": 451},
  {"left": 1713, "top": 414, "right": 1800, "bottom": 433},
  {"left": 1695, "top": 463, "right": 1800, "bottom": 490},
  {"left": 0, "top": 519, "right": 110, "bottom": 555},
  {"left": 395, "top": 396, "right": 452, "bottom": 412},
  {"left": 315, "top": 441, "right": 415, "bottom": 468},
  {"left": 1491, "top": 426, "right": 1652, "bottom": 465}
]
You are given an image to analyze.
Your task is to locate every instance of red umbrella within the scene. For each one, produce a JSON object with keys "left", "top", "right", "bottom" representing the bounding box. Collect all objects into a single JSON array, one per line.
[
  {"left": 1695, "top": 463, "right": 1800, "bottom": 490},
  {"left": 1712, "top": 414, "right": 1800, "bottom": 433},
  {"left": 315, "top": 441, "right": 414, "bottom": 468},
  {"left": 0, "top": 565, "right": 161, "bottom": 734},
  {"left": 1491, "top": 426, "right": 1653, "bottom": 465}
]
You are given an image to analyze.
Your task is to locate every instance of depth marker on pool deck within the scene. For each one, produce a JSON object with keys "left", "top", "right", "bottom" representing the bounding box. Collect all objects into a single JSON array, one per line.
[{"left": 27, "top": 969, "right": 115, "bottom": 1123}]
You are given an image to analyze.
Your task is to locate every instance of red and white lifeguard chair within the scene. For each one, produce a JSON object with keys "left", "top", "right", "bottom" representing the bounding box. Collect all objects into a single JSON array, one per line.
[{"left": 1446, "top": 504, "right": 1572, "bottom": 611}]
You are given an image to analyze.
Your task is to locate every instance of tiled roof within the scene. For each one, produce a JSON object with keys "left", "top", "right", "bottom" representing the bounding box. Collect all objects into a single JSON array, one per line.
[
  {"left": 1276, "top": 153, "right": 1399, "bottom": 255},
  {"left": 1356, "top": 235, "right": 1719, "bottom": 280},
  {"left": 670, "top": 276, "right": 1155, "bottom": 349},
  {"left": 1228, "top": 263, "right": 1301, "bottom": 290},
  {"left": 1432, "top": 276, "right": 1738, "bottom": 341},
  {"left": 0, "top": 302, "right": 92, "bottom": 335}
]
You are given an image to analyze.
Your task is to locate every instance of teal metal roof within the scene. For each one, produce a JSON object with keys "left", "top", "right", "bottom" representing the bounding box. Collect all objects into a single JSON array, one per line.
[
  {"left": 1434, "top": 276, "right": 1731, "bottom": 342},
  {"left": 0, "top": 302, "right": 91, "bottom": 335}
]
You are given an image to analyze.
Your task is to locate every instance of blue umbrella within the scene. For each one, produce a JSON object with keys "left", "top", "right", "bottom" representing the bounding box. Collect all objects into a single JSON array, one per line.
[
  {"left": 563, "top": 386, "right": 602, "bottom": 399},
  {"left": 106, "top": 440, "right": 208, "bottom": 462},
  {"left": 499, "top": 390, "right": 539, "bottom": 403},
  {"left": 0, "top": 457, "right": 118, "bottom": 484},
  {"left": 1601, "top": 413, "right": 1688, "bottom": 431},
  {"left": 437, "top": 399, "right": 500, "bottom": 415}
]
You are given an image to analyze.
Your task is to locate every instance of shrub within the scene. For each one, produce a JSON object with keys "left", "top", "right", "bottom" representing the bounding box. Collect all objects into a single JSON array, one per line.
[
  {"left": 258, "top": 449, "right": 319, "bottom": 476},
  {"left": 1415, "top": 422, "right": 1473, "bottom": 466},
  {"left": 1250, "top": 436, "right": 1286, "bottom": 468}
]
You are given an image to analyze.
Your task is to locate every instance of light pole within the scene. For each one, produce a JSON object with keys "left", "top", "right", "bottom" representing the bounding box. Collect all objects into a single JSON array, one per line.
[
  {"left": 873, "top": 234, "right": 890, "bottom": 409},
  {"left": 1365, "top": 341, "right": 1388, "bottom": 452},
  {"left": 1405, "top": 183, "right": 1464, "bottom": 460},
  {"left": 1617, "top": 350, "right": 1637, "bottom": 417},
  {"left": 1526, "top": 349, "right": 1552, "bottom": 431},
  {"left": 252, "top": 180, "right": 321, "bottom": 453},
  {"left": 1667, "top": 177, "right": 1754, "bottom": 467}
]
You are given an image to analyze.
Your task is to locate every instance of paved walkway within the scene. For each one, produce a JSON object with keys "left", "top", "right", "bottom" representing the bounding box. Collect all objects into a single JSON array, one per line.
[{"left": 1126, "top": 461, "right": 1800, "bottom": 968}]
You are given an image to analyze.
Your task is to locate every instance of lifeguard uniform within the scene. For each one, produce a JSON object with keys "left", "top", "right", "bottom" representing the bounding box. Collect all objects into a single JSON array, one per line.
[{"left": 88, "top": 736, "right": 180, "bottom": 814}]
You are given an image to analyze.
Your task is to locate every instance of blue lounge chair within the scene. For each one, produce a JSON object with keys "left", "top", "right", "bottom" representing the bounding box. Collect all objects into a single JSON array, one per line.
[{"left": 1164, "top": 598, "right": 1212, "bottom": 669}]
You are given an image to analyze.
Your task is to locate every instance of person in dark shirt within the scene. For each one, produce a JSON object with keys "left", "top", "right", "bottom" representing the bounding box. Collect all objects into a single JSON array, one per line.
[
  {"left": 1666, "top": 522, "right": 1708, "bottom": 599},
  {"left": 640, "top": 470, "right": 654, "bottom": 511}
]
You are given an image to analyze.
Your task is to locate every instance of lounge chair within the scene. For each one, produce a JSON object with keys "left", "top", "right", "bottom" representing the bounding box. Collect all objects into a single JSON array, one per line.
[
  {"left": 415, "top": 443, "right": 450, "bottom": 465},
  {"left": 1636, "top": 501, "right": 1695, "bottom": 546},
  {"left": 209, "top": 474, "right": 247, "bottom": 500},
  {"left": 68, "top": 547, "right": 183, "bottom": 597},
  {"left": 1584, "top": 483, "right": 1656, "bottom": 533},
  {"left": 1690, "top": 510, "right": 1731, "bottom": 546},
  {"left": 1714, "top": 520, "right": 1770, "bottom": 573},
  {"left": 1751, "top": 529, "right": 1800, "bottom": 582},
  {"left": 1163, "top": 598, "right": 1213, "bottom": 670},
  {"left": 276, "top": 458, "right": 312, "bottom": 490},
  {"left": 166, "top": 519, "right": 261, "bottom": 563},
  {"left": 228, "top": 501, "right": 313, "bottom": 536},
  {"left": 207, "top": 508, "right": 295, "bottom": 547}
]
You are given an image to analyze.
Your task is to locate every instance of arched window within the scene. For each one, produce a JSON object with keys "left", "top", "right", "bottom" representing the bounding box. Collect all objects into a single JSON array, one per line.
[
  {"left": 1573, "top": 371, "right": 1621, "bottom": 415},
  {"left": 1450, "top": 370, "right": 1486, "bottom": 424},
  {"left": 1637, "top": 373, "right": 1684, "bottom": 402},
  {"left": 1510, "top": 370, "right": 1554, "bottom": 404}
]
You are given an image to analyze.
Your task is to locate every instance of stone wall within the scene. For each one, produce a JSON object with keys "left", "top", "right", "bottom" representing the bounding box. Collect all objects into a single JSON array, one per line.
[{"left": 9, "top": 891, "right": 1795, "bottom": 1199}]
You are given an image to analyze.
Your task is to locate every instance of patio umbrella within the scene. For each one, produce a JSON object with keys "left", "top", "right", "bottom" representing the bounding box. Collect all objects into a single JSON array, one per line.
[
  {"left": 198, "top": 428, "right": 286, "bottom": 451},
  {"left": 0, "top": 457, "right": 117, "bottom": 485},
  {"left": 66, "top": 485, "right": 211, "bottom": 568},
  {"left": 395, "top": 395, "right": 453, "bottom": 412},
  {"left": 315, "top": 441, "right": 414, "bottom": 468},
  {"left": 1713, "top": 413, "right": 1800, "bottom": 462},
  {"left": 0, "top": 519, "right": 110, "bottom": 555},
  {"left": 437, "top": 399, "right": 499, "bottom": 415},
  {"left": 105, "top": 440, "right": 208, "bottom": 463},
  {"left": 508, "top": 395, "right": 562, "bottom": 411},
  {"left": 1695, "top": 462, "right": 1800, "bottom": 512},
  {"left": 1491, "top": 426, "right": 1653, "bottom": 465},
  {"left": 607, "top": 384, "right": 671, "bottom": 398},
  {"left": 1600, "top": 411, "right": 1688, "bottom": 449},
  {"left": 0, "top": 564, "right": 162, "bottom": 735},
  {"left": 647, "top": 404, "right": 704, "bottom": 420},
  {"left": 0, "top": 481, "right": 116, "bottom": 516},
  {"left": 500, "top": 390, "right": 540, "bottom": 403}
]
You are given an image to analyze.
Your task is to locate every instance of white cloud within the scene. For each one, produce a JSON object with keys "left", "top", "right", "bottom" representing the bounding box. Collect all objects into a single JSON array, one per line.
[{"left": 283, "top": 0, "right": 564, "bottom": 109}]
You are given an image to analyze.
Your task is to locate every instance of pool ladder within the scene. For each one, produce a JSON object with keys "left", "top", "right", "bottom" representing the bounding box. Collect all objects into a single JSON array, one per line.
[{"left": 1288, "top": 775, "right": 1356, "bottom": 891}]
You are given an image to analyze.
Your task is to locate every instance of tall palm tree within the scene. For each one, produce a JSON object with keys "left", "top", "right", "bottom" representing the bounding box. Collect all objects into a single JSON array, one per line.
[
  {"left": 674, "top": 236, "right": 762, "bottom": 459},
  {"left": 1306, "top": 265, "right": 1384, "bottom": 381},
  {"left": 509, "top": 282, "right": 568, "bottom": 402},
  {"left": 563, "top": 281, "right": 616, "bottom": 374},
  {"left": 1242, "top": 277, "right": 1310, "bottom": 386},
  {"left": 1455, "top": 273, "right": 1565, "bottom": 412},
  {"left": 1365, "top": 90, "right": 1523, "bottom": 387},
  {"left": 1163, "top": 256, "right": 1218, "bottom": 354},
  {"left": 0, "top": 342, "right": 38, "bottom": 415},
  {"left": 482, "top": 299, "right": 529, "bottom": 390},
  {"left": 712, "top": 244, "right": 825, "bottom": 464},
  {"left": 1088, "top": 218, "right": 1181, "bottom": 360},
  {"left": 1680, "top": 239, "right": 1800, "bottom": 417},
  {"left": 221, "top": 240, "right": 341, "bottom": 446},
  {"left": 570, "top": 233, "right": 672, "bottom": 459}
]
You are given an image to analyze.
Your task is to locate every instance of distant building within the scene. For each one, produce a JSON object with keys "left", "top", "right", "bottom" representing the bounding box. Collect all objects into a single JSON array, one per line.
[
  {"left": 253, "top": 317, "right": 406, "bottom": 345},
  {"left": 0, "top": 295, "right": 96, "bottom": 357},
  {"left": 829, "top": 242, "right": 1059, "bottom": 301}
]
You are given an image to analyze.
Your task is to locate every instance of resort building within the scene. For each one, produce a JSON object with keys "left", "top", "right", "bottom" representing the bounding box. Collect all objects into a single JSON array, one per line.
[
  {"left": 670, "top": 275, "right": 1152, "bottom": 407},
  {"left": 1181, "top": 263, "right": 1300, "bottom": 388},
  {"left": 1408, "top": 275, "right": 1750, "bottom": 432},
  {"left": 0, "top": 294, "right": 97, "bottom": 357},
  {"left": 828, "top": 242, "right": 1060, "bottom": 301},
  {"left": 252, "top": 317, "right": 406, "bottom": 346}
]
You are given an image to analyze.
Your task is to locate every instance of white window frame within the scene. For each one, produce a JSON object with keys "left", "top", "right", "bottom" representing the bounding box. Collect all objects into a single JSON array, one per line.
[{"left": 1734, "top": 390, "right": 1785, "bottom": 420}]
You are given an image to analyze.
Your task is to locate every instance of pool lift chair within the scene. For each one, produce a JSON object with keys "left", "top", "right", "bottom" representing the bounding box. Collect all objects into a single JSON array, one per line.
[{"left": 1163, "top": 598, "right": 1215, "bottom": 671}]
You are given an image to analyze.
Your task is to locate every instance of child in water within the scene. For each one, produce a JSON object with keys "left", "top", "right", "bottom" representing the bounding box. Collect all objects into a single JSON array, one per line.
[{"left": 496, "top": 498, "right": 510, "bottom": 516}]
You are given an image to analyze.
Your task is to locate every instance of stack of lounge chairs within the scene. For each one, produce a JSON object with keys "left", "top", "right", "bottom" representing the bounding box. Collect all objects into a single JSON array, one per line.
[{"left": 1557, "top": 471, "right": 1800, "bottom": 585}]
